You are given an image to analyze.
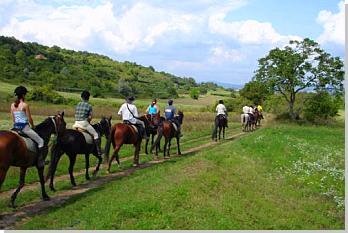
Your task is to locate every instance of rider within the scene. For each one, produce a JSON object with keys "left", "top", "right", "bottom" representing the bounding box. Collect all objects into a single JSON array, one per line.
[
  {"left": 164, "top": 99, "right": 182, "bottom": 137},
  {"left": 118, "top": 96, "right": 148, "bottom": 139},
  {"left": 146, "top": 99, "right": 158, "bottom": 115},
  {"left": 215, "top": 100, "right": 228, "bottom": 127},
  {"left": 11, "top": 86, "right": 46, "bottom": 167},
  {"left": 73, "top": 90, "right": 103, "bottom": 156},
  {"left": 257, "top": 103, "right": 264, "bottom": 119}
]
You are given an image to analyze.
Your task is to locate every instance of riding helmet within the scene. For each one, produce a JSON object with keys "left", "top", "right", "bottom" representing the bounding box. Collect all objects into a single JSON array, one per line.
[
  {"left": 81, "top": 90, "right": 90, "bottom": 100},
  {"left": 127, "top": 96, "right": 135, "bottom": 102},
  {"left": 14, "top": 86, "right": 28, "bottom": 96},
  {"left": 168, "top": 99, "right": 173, "bottom": 105}
]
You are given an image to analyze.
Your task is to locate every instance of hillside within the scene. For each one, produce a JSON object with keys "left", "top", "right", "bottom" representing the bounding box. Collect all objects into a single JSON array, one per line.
[{"left": 0, "top": 36, "right": 219, "bottom": 98}]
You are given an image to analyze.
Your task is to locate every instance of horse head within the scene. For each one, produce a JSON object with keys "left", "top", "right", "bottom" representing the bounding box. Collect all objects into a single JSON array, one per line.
[
  {"left": 99, "top": 116, "right": 112, "bottom": 139},
  {"left": 54, "top": 111, "right": 66, "bottom": 134},
  {"left": 176, "top": 111, "right": 184, "bottom": 124}
]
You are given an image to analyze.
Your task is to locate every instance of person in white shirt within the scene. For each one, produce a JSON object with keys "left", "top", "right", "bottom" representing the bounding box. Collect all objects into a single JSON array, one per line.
[
  {"left": 242, "top": 105, "right": 250, "bottom": 114},
  {"left": 118, "top": 96, "right": 148, "bottom": 139},
  {"left": 215, "top": 100, "right": 228, "bottom": 127}
]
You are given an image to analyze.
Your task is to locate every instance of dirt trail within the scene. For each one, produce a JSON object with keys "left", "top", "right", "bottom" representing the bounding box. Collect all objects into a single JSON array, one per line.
[
  {"left": 0, "top": 128, "right": 240, "bottom": 199},
  {"left": 0, "top": 131, "right": 246, "bottom": 229}
]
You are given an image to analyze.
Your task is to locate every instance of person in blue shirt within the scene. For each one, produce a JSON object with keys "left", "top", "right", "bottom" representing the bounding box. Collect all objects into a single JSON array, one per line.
[
  {"left": 164, "top": 99, "right": 182, "bottom": 137},
  {"left": 146, "top": 99, "right": 158, "bottom": 115}
]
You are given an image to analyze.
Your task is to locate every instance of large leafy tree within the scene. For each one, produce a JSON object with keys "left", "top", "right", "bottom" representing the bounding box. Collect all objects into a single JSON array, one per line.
[
  {"left": 239, "top": 80, "right": 272, "bottom": 105},
  {"left": 254, "top": 38, "right": 344, "bottom": 119}
]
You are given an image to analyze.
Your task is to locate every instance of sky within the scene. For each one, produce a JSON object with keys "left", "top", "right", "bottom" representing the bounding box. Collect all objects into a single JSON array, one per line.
[{"left": 0, "top": 0, "right": 344, "bottom": 85}]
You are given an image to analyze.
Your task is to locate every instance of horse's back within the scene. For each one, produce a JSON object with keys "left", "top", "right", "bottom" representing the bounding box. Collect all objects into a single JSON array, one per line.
[{"left": 113, "top": 123, "right": 138, "bottom": 145}]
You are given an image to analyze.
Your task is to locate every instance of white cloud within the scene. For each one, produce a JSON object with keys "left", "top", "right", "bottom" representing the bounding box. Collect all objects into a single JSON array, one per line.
[
  {"left": 209, "top": 46, "right": 245, "bottom": 63},
  {"left": 0, "top": 1, "right": 200, "bottom": 53},
  {"left": 316, "top": 1, "right": 344, "bottom": 45},
  {"left": 208, "top": 8, "right": 301, "bottom": 45}
]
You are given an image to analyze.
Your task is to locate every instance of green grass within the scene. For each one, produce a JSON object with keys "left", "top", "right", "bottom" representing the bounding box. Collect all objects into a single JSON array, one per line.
[{"left": 16, "top": 123, "right": 344, "bottom": 230}]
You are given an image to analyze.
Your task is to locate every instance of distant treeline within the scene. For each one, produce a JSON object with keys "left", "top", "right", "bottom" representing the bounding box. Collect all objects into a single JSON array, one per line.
[{"left": 0, "top": 36, "right": 220, "bottom": 98}]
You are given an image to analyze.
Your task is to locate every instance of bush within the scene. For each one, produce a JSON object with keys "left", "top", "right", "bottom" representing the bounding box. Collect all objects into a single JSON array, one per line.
[
  {"left": 303, "top": 91, "right": 339, "bottom": 122},
  {"left": 211, "top": 96, "right": 251, "bottom": 113},
  {"left": 189, "top": 88, "right": 200, "bottom": 100},
  {"left": 27, "top": 85, "right": 66, "bottom": 104}
]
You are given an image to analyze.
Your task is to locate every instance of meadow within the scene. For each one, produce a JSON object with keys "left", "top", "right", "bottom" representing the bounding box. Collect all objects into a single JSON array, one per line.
[{"left": 0, "top": 84, "right": 344, "bottom": 230}]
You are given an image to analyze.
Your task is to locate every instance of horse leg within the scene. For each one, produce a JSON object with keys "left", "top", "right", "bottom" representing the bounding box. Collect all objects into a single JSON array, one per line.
[
  {"left": 68, "top": 155, "right": 77, "bottom": 187},
  {"left": 85, "top": 153, "right": 90, "bottom": 180},
  {"left": 48, "top": 149, "right": 63, "bottom": 192},
  {"left": 145, "top": 138, "right": 149, "bottom": 155},
  {"left": 176, "top": 136, "right": 181, "bottom": 155},
  {"left": 163, "top": 138, "right": 168, "bottom": 158},
  {"left": 0, "top": 167, "right": 9, "bottom": 190},
  {"left": 37, "top": 165, "right": 49, "bottom": 201},
  {"left": 167, "top": 138, "right": 172, "bottom": 157},
  {"left": 133, "top": 143, "right": 140, "bottom": 166},
  {"left": 223, "top": 126, "right": 225, "bottom": 139},
  {"left": 108, "top": 145, "right": 121, "bottom": 173},
  {"left": 10, "top": 167, "right": 27, "bottom": 208},
  {"left": 92, "top": 152, "right": 103, "bottom": 177}
]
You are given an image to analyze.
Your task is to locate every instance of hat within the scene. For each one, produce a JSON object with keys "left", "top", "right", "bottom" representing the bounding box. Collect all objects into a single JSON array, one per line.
[
  {"left": 14, "top": 86, "right": 28, "bottom": 97},
  {"left": 126, "top": 96, "right": 135, "bottom": 102},
  {"left": 168, "top": 99, "right": 173, "bottom": 105}
]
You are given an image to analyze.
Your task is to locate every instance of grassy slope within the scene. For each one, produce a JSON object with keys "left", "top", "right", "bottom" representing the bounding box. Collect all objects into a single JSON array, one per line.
[{"left": 18, "top": 124, "right": 344, "bottom": 230}]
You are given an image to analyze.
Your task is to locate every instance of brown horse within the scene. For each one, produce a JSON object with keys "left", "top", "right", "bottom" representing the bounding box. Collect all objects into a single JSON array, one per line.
[
  {"left": 106, "top": 115, "right": 150, "bottom": 172},
  {"left": 150, "top": 111, "right": 184, "bottom": 158},
  {"left": 0, "top": 112, "right": 66, "bottom": 207}
]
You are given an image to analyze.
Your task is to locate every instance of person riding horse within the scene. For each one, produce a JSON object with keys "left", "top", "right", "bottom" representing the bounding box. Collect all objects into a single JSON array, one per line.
[
  {"left": 10, "top": 86, "right": 46, "bottom": 167},
  {"left": 146, "top": 98, "right": 160, "bottom": 125},
  {"left": 118, "top": 96, "right": 149, "bottom": 139},
  {"left": 215, "top": 99, "right": 228, "bottom": 128},
  {"left": 72, "top": 90, "right": 103, "bottom": 157},
  {"left": 164, "top": 99, "right": 182, "bottom": 137}
]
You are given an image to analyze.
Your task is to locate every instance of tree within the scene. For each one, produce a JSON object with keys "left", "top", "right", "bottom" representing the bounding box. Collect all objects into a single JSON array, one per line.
[
  {"left": 254, "top": 38, "right": 344, "bottom": 119},
  {"left": 239, "top": 80, "right": 271, "bottom": 104},
  {"left": 189, "top": 88, "right": 200, "bottom": 100},
  {"left": 303, "top": 91, "right": 339, "bottom": 122}
]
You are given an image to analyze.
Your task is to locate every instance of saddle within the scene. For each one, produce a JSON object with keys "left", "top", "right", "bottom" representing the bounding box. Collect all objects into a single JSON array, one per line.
[
  {"left": 11, "top": 129, "right": 38, "bottom": 153},
  {"left": 74, "top": 127, "right": 94, "bottom": 145},
  {"left": 167, "top": 120, "right": 178, "bottom": 132},
  {"left": 123, "top": 120, "right": 142, "bottom": 138}
]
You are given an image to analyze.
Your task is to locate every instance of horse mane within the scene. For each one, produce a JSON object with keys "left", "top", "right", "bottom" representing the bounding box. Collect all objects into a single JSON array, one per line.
[{"left": 34, "top": 117, "right": 52, "bottom": 132}]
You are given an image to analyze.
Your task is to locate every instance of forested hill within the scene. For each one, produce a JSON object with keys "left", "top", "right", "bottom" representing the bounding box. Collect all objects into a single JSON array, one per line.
[{"left": 0, "top": 36, "right": 218, "bottom": 98}]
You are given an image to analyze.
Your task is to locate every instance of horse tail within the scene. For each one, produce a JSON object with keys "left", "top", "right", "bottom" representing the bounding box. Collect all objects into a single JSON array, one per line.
[{"left": 110, "top": 124, "right": 116, "bottom": 150}]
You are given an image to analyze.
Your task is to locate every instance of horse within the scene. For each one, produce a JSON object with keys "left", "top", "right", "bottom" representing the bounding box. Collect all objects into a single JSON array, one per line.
[
  {"left": 0, "top": 112, "right": 66, "bottom": 207},
  {"left": 241, "top": 113, "right": 251, "bottom": 132},
  {"left": 212, "top": 114, "right": 227, "bottom": 141},
  {"left": 144, "top": 113, "right": 163, "bottom": 154},
  {"left": 253, "top": 109, "right": 261, "bottom": 128},
  {"left": 150, "top": 111, "right": 184, "bottom": 158},
  {"left": 256, "top": 111, "right": 263, "bottom": 126},
  {"left": 106, "top": 115, "right": 150, "bottom": 172},
  {"left": 47, "top": 116, "right": 112, "bottom": 191}
]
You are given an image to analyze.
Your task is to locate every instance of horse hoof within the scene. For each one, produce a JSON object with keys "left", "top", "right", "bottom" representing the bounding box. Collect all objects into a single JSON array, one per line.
[
  {"left": 43, "top": 196, "right": 50, "bottom": 201},
  {"left": 72, "top": 183, "right": 77, "bottom": 187},
  {"left": 86, "top": 176, "right": 91, "bottom": 180},
  {"left": 50, "top": 187, "right": 56, "bottom": 192},
  {"left": 9, "top": 202, "right": 16, "bottom": 208},
  {"left": 132, "top": 163, "right": 138, "bottom": 167}
]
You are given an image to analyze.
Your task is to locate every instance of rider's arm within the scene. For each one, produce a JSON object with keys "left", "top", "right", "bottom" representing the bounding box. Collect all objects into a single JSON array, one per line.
[
  {"left": 24, "top": 103, "right": 34, "bottom": 128},
  {"left": 10, "top": 104, "right": 15, "bottom": 123},
  {"left": 87, "top": 105, "right": 92, "bottom": 123},
  {"left": 133, "top": 106, "right": 139, "bottom": 118},
  {"left": 117, "top": 104, "right": 123, "bottom": 115},
  {"left": 145, "top": 105, "right": 150, "bottom": 114}
]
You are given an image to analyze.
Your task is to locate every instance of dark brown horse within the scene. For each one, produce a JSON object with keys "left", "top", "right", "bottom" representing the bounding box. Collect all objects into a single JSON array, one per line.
[
  {"left": 106, "top": 115, "right": 150, "bottom": 172},
  {"left": 144, "top": 113, "right": 163, "bottom": 154},
  {"left": 47, "top": 116, "right": 112, "bottom": 191},
  {"left": 0, "top": 112, "right": 66, "bottom": 207},
  {"left": 150, "top": 111, "right": 184, "bottom": 158},
  {"left": 212, "top": 114, "right": 227, "bottom": 141}
]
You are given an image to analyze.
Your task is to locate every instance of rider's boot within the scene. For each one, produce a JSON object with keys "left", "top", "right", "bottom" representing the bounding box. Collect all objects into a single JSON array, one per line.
[{"left": 94, "top": 138, "right": 103, "bottom": 156}]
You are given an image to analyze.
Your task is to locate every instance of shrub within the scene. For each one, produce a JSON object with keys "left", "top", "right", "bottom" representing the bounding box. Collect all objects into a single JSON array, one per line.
[
  {"left": 303, "top": 91, "right": 339, "bottom": 122},
  {"left": 189, "top": 88, "right": 200, "bottom": 100},
  {"left": 27, "top": 85, "right": 66, "bottom": 104}
]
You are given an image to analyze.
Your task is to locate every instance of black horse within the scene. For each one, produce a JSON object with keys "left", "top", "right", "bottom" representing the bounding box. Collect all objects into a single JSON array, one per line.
[
  {"left": 47, "top": 116, "right": 112, "bottom": 191},
  {"left": 144, "top": 113, "right": 163, "bottom": 154},
  {"left": 212, "top": 114, "right": 227, "bottom": 141}
]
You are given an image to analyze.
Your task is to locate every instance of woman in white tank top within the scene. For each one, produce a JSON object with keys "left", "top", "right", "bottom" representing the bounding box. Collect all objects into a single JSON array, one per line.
[{"left": 11, "top": 86, "right": 45, "bottom": 167}]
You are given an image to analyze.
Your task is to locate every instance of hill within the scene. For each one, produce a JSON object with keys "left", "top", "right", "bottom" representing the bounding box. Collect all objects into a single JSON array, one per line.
[{"left": 0, "top": 36, "right": 219, "bottom": 98}]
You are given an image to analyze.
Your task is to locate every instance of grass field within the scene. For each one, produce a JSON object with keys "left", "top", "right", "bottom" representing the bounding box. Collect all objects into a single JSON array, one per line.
[
  {"left": 0, "top": 81, "right": 345, "bottom": 230},
  {"left": 13, "top": 123, "right": 344, "bottom": 230}
]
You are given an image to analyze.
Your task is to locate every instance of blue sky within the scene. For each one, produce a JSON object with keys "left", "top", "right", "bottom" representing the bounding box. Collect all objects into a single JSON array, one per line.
[{"left": 0, "top": 0, "right": 344, "bottom": 85}]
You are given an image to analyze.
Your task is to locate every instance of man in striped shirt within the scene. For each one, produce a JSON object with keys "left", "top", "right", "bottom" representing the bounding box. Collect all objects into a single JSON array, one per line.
[{"left": 73, "top": 90, "right": 103, "bottom": 156}]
